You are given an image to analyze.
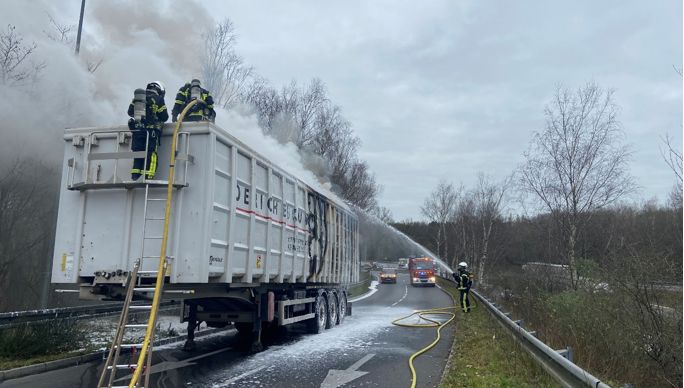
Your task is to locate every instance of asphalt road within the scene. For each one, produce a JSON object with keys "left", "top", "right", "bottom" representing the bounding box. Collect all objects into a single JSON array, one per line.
[{"left": 1, "top": 272, "right": 455, "bottom": 388}]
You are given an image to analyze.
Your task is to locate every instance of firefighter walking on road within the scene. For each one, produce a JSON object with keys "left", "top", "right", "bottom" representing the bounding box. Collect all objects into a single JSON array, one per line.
[
  {"left": 128, "top": 81, "right": 168, "bottom": 180},
  {"left": 172, "top": 78, "right": 215, "bottom": 122},
  {"left": 453, "top": 261, "right": 473, "bottom": 313}
]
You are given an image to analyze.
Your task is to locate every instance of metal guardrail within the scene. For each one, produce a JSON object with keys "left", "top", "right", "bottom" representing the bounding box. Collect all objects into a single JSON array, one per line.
[
  {"left": 0, "top": 301, "right": 179, "bottom": 329},
  {"left": 472, "top": 289, "right": 611, "bottom": 388}
]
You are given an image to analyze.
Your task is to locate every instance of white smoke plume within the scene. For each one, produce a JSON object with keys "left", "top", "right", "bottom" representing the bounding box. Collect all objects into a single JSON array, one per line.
[
  {"left": 214, "top": 105, "right": 344, "bottom": 206},
  {"left": 0, "top": 0, "right": 211, "bottom": 168}
]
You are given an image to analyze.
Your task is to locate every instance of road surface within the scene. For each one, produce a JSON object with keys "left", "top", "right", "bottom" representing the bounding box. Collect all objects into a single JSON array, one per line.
[{"left": 1, "top": 273, "right": 455, "bottom": 388}]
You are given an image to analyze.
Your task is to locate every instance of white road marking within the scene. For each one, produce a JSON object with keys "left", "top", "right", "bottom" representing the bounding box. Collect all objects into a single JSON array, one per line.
[
  {"left": 391, "top": 285, "right": 408, "bottom": 307},
  {"left": 115, "top": 347, "right": 233, "bottom": 381},
  {"left": 348, "top": 280, "right": 379, "bottom": 303},
  {"left": 217, "top": 365, "right": 267, "bottom": 386},
  {"left": 320, "top": 353, "right": 375, "bottom": 388}
]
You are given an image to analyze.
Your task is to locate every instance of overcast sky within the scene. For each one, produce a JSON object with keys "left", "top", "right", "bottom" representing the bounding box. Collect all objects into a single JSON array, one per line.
[
  {"left": 9, "top": 1, "right": 680, "bottom": 221},
  {"left": 204, "top": 0, "right": 682, "bottom": 220}
]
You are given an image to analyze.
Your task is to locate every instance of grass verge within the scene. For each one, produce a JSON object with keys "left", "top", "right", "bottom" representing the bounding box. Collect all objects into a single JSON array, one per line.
[
  {"left": 347, "top": 269, "right": 372, "bottom": 298},
  {"left": 0, "top": 319, "right": 89, "bottom": 371},
  {"left": 438, "top": 279, "right": 557, "bottom": 388}
]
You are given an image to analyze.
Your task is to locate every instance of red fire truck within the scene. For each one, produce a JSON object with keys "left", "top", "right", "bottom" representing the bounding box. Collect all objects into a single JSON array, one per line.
[{"left": 408, "top": 257, "right": 436, "bottom": 287}]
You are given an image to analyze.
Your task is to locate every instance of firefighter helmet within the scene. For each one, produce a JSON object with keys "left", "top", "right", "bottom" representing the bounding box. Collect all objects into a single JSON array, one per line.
[
  {"left": 458, "top": 261, "right": 467, "bottom": 269},
  {"left": 147, "top": 81, "right": 165, "bottom": 97}
]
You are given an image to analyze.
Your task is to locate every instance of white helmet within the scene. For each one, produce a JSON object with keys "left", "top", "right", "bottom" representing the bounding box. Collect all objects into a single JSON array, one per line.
[
  {"left": 458, "top": 262, "right": 467, "bottom": 269},
  {"left": 147, "top": 81, "right": 165, "bottom": 97}
]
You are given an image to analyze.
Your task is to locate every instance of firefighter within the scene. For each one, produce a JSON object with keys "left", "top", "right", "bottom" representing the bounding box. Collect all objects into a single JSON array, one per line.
[
  {"left": 453, "top": 261, "right": 473, "bottom": 313},
  {"left": 172, "top": 78, "right": 215, "bottom": 122},
  {"left": 128, "top": 82, "right": 168, "bottom": 180}
]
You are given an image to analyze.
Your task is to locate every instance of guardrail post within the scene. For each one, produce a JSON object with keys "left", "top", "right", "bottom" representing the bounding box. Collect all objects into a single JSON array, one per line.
[
  {"left": 514, "top": 319, "right": 524, "bottom": 327},
  {"left": 528, "top": 330, "right": 537, "bottom": 337},
  {"left": 556, "top": 346, "right": 573, "bottom": 362},
  {"left": 624, "top": 384, "right": 634, "bottom": 388}
]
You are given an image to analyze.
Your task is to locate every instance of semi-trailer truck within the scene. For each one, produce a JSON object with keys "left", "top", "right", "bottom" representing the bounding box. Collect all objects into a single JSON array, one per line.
[{"left": 51, "top": 121, "right": 360, "bottom": 354}]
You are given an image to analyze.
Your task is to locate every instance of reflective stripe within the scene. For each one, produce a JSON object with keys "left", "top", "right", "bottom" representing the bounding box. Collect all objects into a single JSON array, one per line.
[
  {"left": 175, "top": 99, "right": 184, "bottom": 104},
  {"left": 146, "top": 152, "right": 157, "bottom": 178},
  {"left": 461, "top": 292, "right": 468, "bottom": 312},
  {"left": 131, "top": 168, "right": 142, "bottom": 174}
]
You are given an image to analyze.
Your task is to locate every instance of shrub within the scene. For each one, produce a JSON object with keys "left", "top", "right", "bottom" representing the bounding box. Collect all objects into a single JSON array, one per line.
[{"left": 0, "top": 319, "right": 87, "bottom": 359}]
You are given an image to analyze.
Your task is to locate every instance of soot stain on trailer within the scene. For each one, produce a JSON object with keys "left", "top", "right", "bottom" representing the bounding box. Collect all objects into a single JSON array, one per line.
[{"left": 235, "top": 180, "right": 342, "bottom": 280}]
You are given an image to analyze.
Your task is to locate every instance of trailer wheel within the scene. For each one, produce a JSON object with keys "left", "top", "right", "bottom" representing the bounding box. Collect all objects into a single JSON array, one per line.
[
  {"left": 337, "top": 291, "right": 347, "bottom": 324},
  {"left": 306, "top": 295, "right": 327, "bottom": 334},
  {"left": 326, "top": 292, "right": 338, "bottom": 329}
]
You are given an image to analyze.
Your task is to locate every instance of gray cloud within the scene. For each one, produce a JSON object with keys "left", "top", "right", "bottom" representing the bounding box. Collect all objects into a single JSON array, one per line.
[{"left": 206, "top": 0, "right": 681, "bottom": 220}]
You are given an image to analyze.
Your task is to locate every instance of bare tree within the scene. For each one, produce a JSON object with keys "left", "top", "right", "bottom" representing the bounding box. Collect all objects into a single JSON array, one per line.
[
  {"left": 338, "top": 161, "right": 380, "bottom": 210},
  {"left": 202, "top": 19, "right": 254, "bottom": 109},
  {"left": 0, "top": 24, "right": 45, "bottom": 85},
  {"left": 473, "top": 174, "right": 508, "bottom": 285},
  {"left": 293, "top": 78, "right": 328, "bottom": 147},
  {"left": 452, "top": 191, "right": 476, "bottom": 268},
  {"left": 421, "top": 181, "right": 458, "bottom": 262},
  {"left": 0, "top": 160, "right": 59, "bottom": 310},
  {"left": 660, "top": 134, "right": 683, "bottom": 208},
  {"left": 44, "top": 13, "right": 75, "bottom": 45},
  {"left": 519, "top": 83, "right": 633, "bottom": 289},
  {"left": 371, "top": 205, "right": 394, "bottom": 224}
]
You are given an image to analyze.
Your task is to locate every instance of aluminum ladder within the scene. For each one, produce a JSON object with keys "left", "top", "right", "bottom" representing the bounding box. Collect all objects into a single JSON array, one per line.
[
  {"left": 97, "top": 184, "right": 171, "bottom": 388},
  {"left": 97, "top": 99, "right": 203, "bottom": 388}
]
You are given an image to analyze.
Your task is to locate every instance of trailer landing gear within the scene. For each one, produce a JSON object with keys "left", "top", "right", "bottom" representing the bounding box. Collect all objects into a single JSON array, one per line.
[{"left": 183, "top": 304, "right": 198, "bottom": 351}]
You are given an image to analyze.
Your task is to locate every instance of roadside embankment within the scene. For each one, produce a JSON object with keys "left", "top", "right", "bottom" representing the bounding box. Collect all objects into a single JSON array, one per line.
[{"left": 438, "top": 278, "right": 556, "bottom": 388}]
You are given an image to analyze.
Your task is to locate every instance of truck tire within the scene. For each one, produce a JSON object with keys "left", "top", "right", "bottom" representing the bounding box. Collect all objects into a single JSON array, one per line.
[
  {"left": 306, "top": 294, "right": 327, "bottom": 334},
  {"left": 337, "top": 291, "right": 347, "bottom": 324},
  {"left": 326, "top": 292, "right": 338, "bottom": 329}
]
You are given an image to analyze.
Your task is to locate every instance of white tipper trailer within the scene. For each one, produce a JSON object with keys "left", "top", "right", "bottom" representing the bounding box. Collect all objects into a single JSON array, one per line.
[{"left": 51, "top": 121, "right": 359, "bottom": 346}]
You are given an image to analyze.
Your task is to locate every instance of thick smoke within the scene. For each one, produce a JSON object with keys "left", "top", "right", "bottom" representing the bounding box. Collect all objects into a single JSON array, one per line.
[
  {"left": 0, "top": 0, "right": 211, "bottom": 169},
  {"left": 214, "top": 105, "right": 344, "bottom": 206}
]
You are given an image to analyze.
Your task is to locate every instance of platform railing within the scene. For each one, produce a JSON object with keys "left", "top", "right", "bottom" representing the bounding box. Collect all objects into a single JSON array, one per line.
[{"left": 66, "top": 129, "right": 193, "bottom": 190}]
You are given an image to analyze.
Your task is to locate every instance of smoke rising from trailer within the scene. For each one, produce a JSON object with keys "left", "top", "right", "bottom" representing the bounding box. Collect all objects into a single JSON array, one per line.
[
  {"left": 0, "top": 0, "right": 211, "bottom": 169},
  {"left": 214, "top": 105, "right": 343, "bottom": 204}
]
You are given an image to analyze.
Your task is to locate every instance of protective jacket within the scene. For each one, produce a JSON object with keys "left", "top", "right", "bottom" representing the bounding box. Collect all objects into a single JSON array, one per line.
[
  {"left": 172, "top": 83, "right": 215, "bottom": 121},
  {"left": 455, "top": 270, "right": 473, "bottom": 290},
  {"left": 128, "top": 93, "right": 168, "bottom": 179}
]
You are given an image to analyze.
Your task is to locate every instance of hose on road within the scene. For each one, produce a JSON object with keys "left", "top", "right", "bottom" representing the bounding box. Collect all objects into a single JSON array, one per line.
[
  {"left": 391, "top": 282, "right": 478, "bottom": 388},
  {"left": 391, "top": 306, "right": 456, "bottom": 388}
]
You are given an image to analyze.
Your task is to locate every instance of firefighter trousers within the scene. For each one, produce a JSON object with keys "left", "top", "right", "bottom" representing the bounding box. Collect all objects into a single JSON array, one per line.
[
  {"left": 459, "top": 289, "right": 471, "bottom": 313},
  {"left": 131, "top": 128, "right": 160, "bottom": 180}
]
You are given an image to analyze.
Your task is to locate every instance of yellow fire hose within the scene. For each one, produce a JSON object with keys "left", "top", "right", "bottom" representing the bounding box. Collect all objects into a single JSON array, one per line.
[
  {"left": 128, "top": 99, "right": 201, "bottom": 388},
  {"left": 392, "top": 307, "right": 456, "bottom": 388},
  {"left": 392, "top": 285, "right": 478, "bottom": 388}
]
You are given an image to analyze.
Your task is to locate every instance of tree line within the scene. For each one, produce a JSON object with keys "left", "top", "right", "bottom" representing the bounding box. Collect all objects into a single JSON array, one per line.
[
  {"left": 0, "top": 17, "right": 381, "bottom": 311},
  {"left": 392, "top": 83, "right": 682, "bottom": 387},
  {"left": 201, "top": 19, "right": 380, "bottom": 211}
]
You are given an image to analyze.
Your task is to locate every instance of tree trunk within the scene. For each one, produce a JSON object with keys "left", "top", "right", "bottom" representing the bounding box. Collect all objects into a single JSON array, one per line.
[
  {"left": 479, "top": 221, "right": 490, "bottom": 286},
  {"left": 568, "top": 223, "right": 579, "bottom": 290},
  {"left": 441, "top": 223, "right": 448, "bottom": 261}
]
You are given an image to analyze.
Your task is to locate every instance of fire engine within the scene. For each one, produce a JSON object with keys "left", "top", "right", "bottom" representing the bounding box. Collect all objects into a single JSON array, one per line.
[{"left": 408, "top": 257, "right": 435, "bottom": 286}]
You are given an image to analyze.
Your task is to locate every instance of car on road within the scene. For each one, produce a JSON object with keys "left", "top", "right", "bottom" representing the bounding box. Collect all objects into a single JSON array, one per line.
[{"left": 380, "top": 268, "right": 398, "bottom": 284}]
